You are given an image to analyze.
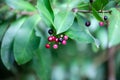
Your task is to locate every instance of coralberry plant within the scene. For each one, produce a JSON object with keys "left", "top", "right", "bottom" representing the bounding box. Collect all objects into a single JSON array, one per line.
[{"left": 45, "top": 29, "right": 69, "bottom": 49}]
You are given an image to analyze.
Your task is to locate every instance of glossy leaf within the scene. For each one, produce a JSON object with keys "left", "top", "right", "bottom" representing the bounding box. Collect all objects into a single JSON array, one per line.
[
  {"left": 54, "top": 11, "right": 75, "bottom": 34},
  {"left": 1, "top": 17, "right": 27, "bottom": 70},
  {"left": 65, "top": 23, "right": 95, "bottom": 43},
  {"left": 0, "top": 23, "right": 9, "bottom": 41},
  {"left": 37, "top": 0, "right": 54, "bottom": 27},
  {"left": 33, "top": 27, "right": 52, "bottom": 80},
  {"left": 14, "top": 15, "right": 40, "bottom": 65},
  {"left": 108, "top": 8, "right": 120, "bottom": 47},
  {"left": 92, "top": 0, "right": 109, "bottom": 10},
  {"left": 92, "top": 7, "right": 103, "bottom": 21},
  {"left": 5, "top": 0, "right": 35, "bottom": 11}
]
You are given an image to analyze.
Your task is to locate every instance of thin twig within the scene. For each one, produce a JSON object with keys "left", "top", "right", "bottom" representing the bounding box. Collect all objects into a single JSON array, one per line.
[{"left": 72, "top": 8, "right": 112, "bottom": 14}]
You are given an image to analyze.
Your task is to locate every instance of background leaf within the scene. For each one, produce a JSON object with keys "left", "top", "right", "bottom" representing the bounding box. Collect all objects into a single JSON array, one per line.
[
  {"left": 1, "top": 17, "right": 27, "bottom": 70},
  {"left": 5, "top": 0, "right": 35, "bottom": 11},
  {"left": 108, "top": 8, "right": 120, "bottom": 47},
  {"left": 54, "top": 11, "right": 75, "bottom": 34},
  {"left": 14, "top": 15, "right": 40, "bottom": 65},
  {"left": 0, "top": 23, "right": 9, "bottom": 41}
]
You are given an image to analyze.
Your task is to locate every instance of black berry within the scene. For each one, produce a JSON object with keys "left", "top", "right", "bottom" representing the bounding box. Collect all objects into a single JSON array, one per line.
[
  {"left": 104, "top": 16, "right": 108, "bottom": 21},
  {"left": 48, "top": 29, "right": 54, "bottom": 35},
  {"left": 58, "top": 37, "right": 63, "bottom": 42},
  {"left": 89, "top": 0, "right": 93, "bottom": 3},
  {"left": 85, "top": 21, "right": 91, "bottom": 27}
]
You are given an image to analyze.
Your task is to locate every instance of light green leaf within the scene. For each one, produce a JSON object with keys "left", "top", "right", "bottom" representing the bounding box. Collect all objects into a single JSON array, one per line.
[
  {"left": 1, "top": 17, "right": 27, "bottom": 70},
  {"left": 65, "top": 22, "right": 95, "bottom": 43},
  {"left": 37, "top": 0, "right": 54, "bottom": 27},
  {"left": 5, "top": 0, "right": 35, "bottom": 11},
  {"left": 108, "top": 8, "right": 120, "bottom": 47},
  {"left": 14, "top": 15, "right": 40, "bottom": 65},
  {"left": 0, "top": 23, "right": 9, "bottom": 41},
  {"left": 92, "top": 7, "right": 103, "bottom": 21},
  {"left": 54, "top": 11, "right": 75, "bottom": 34}
]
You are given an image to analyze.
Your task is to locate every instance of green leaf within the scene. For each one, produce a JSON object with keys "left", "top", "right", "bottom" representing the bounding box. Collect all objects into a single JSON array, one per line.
[
  {"left": 37, "top": 0, "right": 54, "bottom": 27},
  {"left": 1, "top": 17, "right": 27, "bottom": 70},
  {"left": 92, "top": 7, "right": 103, "bottom": 21},
  {"left": 65, "top": 23, "right": 94, "bottom": 43},
  {"left": 54, "top": 11, "right": 75, "bottom": 34},
  {"left": 32, "top": 27, "right": 52, "bottom": 80},
  {"left": 0, "top": 23, "right": 9, "bottom": 41},
  {"left": 5, "top": 0, "right": 35, "bottom": 11},
  {"left": 14, "top": 15, "right": 40, "bottom": 65},
  {"left": 108, "top": 8, "right": 120, "bottom": 47},
  {"left": 92, "top": 0, "right": 109, "bottom": 10}
]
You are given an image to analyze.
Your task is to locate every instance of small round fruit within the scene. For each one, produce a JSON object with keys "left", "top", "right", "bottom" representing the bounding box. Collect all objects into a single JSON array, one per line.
[
  {"left": 45, "top": 44, "right": 50, "bottom": 48},
  {"left": 52, "top": 36, "right": 56, "bottom": 41},
  {"left": 48, "top": 29, "right": 54, "bottom": 35},
  {"left": 104, "top": 16, "right": 108, "bottom": 21},
  {"left": 48, "top": 36, "right": 53, "bottom": 42},
  {"left": 72, "top": 8, "right": 78, "bottom": 13},
  {"left": 53, "top": 44, "right": 58, "bottom": 49},
  {"left": 64, "top": 35, "right": 68, "bottom": 40},
  {"left": 89, "top": 0, "right": 93, "bottom": 3},
  {"left": 85, "top": 21, "right": 91, "bottom": 27},
  {"left": 99, "top": 22, "right": 104, "bottom": 26},
  {"left": 62, "top": 40, "right": 67, "bottom": 45},
  {"left": 55, "top": 38, "right": 59, "bottom": 42},
  {"left": 58, "top": 37, "right": 63, "bottom": 42},
  {"left": 60, "top": 34, "right": 64, "bottom": 37}
]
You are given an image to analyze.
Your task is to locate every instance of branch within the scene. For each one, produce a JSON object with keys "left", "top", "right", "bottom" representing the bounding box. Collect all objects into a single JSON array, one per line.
[{"left": 72, "top": 8, "right": 112, "bottom": 14}]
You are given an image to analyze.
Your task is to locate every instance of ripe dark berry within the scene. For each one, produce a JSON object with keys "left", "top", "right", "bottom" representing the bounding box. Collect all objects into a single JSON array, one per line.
[
  {"left": 58, "top": 37, "right": 63, "bottom": 42},
  {"left": 104, "top": 16, "right": 108, "bottom": 21},
  {"left": 62, "top": 40, "right": 67, "bottom": 45},
  {"left": 45, "top": 44, "right": 50, "bottom": 48},
  {"left": 85, "top": 21, "right": 91, "bottom": 27},
  {"left": 89, "top": 0, "right": 93, "bottom": 3},
  {"left": 48, "top": 29, "right": 54, "bottom": 35},
  {"left": 99, "top": 22, "right": 104, "bottom": 26},
  {"left": 48, "top": 36, "right": 53, "bottom": 42},
  {"left": 53, "top": 44, "right": 58, "bottom": 49}
]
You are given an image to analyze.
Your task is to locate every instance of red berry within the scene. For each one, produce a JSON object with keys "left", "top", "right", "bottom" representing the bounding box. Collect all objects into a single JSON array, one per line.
[
  {"left": 62, "top": 40, "right": 67, "bottom": 45},
  {"left": 55, "top": 38, "right": 59, "bottom": 42},
  {"left": 99, "top": 22, "right": 104, "bottom": 26},
  {"left": 48, "top": 36, "right": 53, "bottom": 42},
  {"left": 52, "top": 36, "right": 56, "bottom": 41},
  {"left": 64, "top": 35, "right": 68, "bottom": 40},
  {"left": 45, "top": 44, "right": 50, "bottom": 48},
  {"left": 53, "top": 44, "right": 58, "bottom": 49}
]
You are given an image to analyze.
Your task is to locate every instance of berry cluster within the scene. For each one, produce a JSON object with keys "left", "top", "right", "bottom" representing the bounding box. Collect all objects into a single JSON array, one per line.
[
  {"left": 45, "top": 29, "right": 69, "bottom": 49},
  {"left": 85, "top": 16, "right": 108, "bottom": 27}
]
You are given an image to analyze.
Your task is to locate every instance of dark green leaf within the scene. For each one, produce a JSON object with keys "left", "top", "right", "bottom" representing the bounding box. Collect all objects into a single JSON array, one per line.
[
  {"left": 92, "top": 7, "right": 103, "bottom": 21},
  {"left": 54, "top": 11, "right": 75, "bottom": 34},
  {"left": 37, "top": 0, "right": 54, "bottom": 27},
  {"left": 14, "top": 15, "right": 40, "bottom": 65},
  {"left": 5, "top": 0, "right": 35, "bottom": 11},
  {"left": 108, "top": 8, "right": 120, "bottom": 47},
  {"left": 92, "top": 0, "right": 109, "bottom": 10},
  {"left": 0, "top": 23, "right": 9, "bottom": 41},
  {"left": 1, "top": 17, "right": 27, "bottom": 70}
]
